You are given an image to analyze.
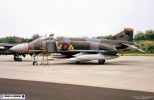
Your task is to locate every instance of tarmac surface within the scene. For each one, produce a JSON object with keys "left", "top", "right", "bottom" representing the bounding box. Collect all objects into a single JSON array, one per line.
[
  {"left": 0, "top": 78, "right": 154, "bottom": 100},
  {"left": 0, "top": 55, "right": 154, "bottom": 100}
]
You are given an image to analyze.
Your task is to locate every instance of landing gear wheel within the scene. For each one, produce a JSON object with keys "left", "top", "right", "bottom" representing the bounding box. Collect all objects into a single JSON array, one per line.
[
  {"left": 18, "top": 58, "right": 22, "bottom": 62},
  {"left": 32, "top": 53, "right": 38, "bottom": 66},
  {"left": 33, "top": 61, "right": 38, "bottom": 65},
  {"left": 98, "top": 60, "right": 105, "bottom": 64},
  {"left": 14, "top": 58, "right": 22, "bottom": 61}
]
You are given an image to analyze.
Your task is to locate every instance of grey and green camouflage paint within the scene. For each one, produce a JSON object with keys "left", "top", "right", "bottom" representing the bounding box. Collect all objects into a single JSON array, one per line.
[{"left": 25, "top": 28, "right": 134, "bottom": 57}]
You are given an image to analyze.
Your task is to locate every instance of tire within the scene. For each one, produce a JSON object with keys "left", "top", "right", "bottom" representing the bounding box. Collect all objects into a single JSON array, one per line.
[
  {"left": 33, "top": 61, "right": 38, "bottom": 65},
  {"left": 18, "top": 58, "right": 22, "bottom": 62}
]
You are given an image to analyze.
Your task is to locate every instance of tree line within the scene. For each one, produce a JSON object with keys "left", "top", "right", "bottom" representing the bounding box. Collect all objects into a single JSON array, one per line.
[
  {"left": 0, "top": 34, "right": 41, "bottom": 43},
  {"left": 134, "top": 30, "right": 154, "bottom": 53},
  {"left": 134, "top": 30, "right": 154, "bottom": 41}
]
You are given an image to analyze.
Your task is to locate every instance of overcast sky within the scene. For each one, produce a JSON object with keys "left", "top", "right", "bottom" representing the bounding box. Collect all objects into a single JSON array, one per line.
[{"left": 0, "top": 0, "right": 154, "bottom": 38}]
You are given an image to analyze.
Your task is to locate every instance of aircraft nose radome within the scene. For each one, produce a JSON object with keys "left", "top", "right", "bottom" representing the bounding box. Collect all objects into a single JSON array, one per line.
[{"left": 10, "top": 43, "right": 28, "bottom": 53}]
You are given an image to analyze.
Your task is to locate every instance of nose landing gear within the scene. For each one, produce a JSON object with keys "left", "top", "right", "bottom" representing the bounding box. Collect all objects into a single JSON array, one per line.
[{"left": 14, "top": 54, "right": 22, "bottom": 62}]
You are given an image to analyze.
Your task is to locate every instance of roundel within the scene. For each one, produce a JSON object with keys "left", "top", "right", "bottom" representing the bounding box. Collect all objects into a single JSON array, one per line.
[{"left": 62, "top": 43, "right": 69, "bottom": 50}]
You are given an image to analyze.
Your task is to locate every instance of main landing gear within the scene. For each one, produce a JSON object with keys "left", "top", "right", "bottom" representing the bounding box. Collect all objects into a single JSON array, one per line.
[
  {"left": 98, "top": 59, "right": 105, "bottom": 64},
  {"left": 33, "top": 61, "right": 38, "bottom": 65},
  {"left": 33, "top": 53, "right": 38, "bottom": 65}
]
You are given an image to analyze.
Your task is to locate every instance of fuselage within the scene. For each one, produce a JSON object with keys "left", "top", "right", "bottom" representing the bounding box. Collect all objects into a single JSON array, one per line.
[{"left": 10, "top": 36, "right": 133, "bottom": 57}]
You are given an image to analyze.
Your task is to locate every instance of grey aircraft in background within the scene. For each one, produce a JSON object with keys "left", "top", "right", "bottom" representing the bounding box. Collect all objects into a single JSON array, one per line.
[
  {"left": 10, "top": 28, "right": 144, "bottom": 65},
  {"left": 0, "top": 43, "right": 26, "bottom": 61}
]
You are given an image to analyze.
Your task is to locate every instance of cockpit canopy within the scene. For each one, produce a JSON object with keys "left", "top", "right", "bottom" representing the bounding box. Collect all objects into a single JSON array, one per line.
[{"left": 31, "top": 36, "right": 54, "bottom": 44}]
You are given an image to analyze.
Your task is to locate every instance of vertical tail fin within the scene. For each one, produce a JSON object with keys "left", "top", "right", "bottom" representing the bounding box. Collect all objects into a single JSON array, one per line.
[{"left": 114, "top": 28, "right": 134, "bottom": 41}]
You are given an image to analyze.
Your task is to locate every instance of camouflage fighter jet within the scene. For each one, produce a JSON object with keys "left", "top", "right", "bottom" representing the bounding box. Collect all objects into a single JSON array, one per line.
[{"left": 10, "top": 28, "right": 144, "bottom": 65}]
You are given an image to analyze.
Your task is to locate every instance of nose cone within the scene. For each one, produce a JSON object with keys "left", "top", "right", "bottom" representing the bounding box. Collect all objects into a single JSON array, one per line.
[{"left": 10, "top": 43, "right": 28, "bottom": 53}]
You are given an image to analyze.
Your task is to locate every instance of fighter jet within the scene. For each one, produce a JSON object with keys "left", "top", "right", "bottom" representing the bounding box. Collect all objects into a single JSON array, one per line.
[
  {"left": 10, "top": 28, "right": 144, "bottom": 65},
  {"left": 0, "top": 43, "right": 26, "bottom": 61}
]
